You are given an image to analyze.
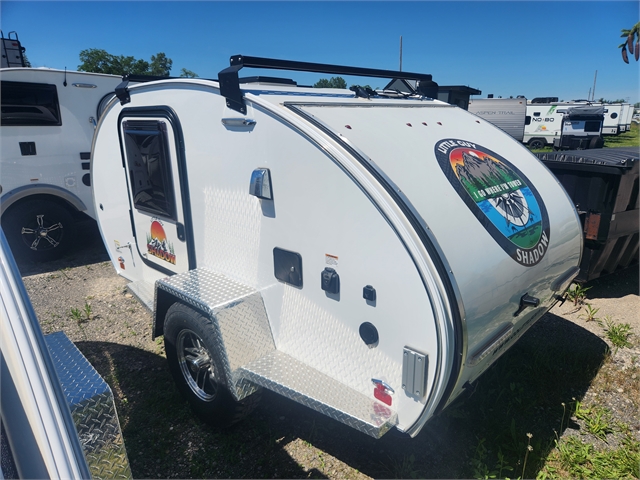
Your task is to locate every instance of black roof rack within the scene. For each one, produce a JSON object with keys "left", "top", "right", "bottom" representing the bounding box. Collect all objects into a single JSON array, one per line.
[{"left": 218, "top": 55, "right": 436, "bottom": 114}]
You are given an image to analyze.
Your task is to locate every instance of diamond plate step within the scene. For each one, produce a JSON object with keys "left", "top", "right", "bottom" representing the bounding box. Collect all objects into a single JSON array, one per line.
[
  {"left": 239, "top": 350, "right": 398, "bottom": 438},
  {"left": 45, "top": 331, "right": 132, "bottom": 479},
  {"left": 127, "top": 279, "right": 154, "bottom": 312}
]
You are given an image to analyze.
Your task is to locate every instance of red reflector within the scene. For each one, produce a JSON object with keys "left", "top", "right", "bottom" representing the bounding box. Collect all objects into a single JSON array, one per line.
[
  {"left": 374, "top": 383, "right": 392, "bottom": 406},
  {"left": 406, "top": 123, "right": 412, "bottom": 127},
  {"left": 345, "top": 125, "right": 352, "bottom": 129}
]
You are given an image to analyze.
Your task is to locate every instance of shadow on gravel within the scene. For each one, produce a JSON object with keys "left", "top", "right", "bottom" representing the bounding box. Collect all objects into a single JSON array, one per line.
[
  {"left": 584, "top": 263, "right": 639, "bottom": 300},
  {"left": 75, "top": 312, "right": 609, "bottom": 479},
  {"left": 16, "top": 218, "right": 109, "bottom": 277}
]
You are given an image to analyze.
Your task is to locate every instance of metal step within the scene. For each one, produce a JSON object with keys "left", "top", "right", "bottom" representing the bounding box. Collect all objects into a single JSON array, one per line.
[
  {"left": 126, "top": 279, "right": 154, "bottom": 312},
  {"left": 240, "top": 350, "right": 398, "bottom": 438}
]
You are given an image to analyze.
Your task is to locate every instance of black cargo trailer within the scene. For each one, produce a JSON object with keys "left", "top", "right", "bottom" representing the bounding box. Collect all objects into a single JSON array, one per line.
[{"left": 537, "top": 147, "right": 639, "bottom": 282}]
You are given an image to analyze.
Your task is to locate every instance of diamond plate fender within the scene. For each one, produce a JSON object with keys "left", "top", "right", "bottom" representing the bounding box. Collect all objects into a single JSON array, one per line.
[{"left": 154, "top": 268, "right": 276, "bottom": 400}]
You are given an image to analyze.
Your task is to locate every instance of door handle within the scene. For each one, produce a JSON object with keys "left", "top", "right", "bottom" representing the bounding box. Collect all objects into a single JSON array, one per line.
[{"left": 513, "top": 293, "right": 540, "bottom": 317}]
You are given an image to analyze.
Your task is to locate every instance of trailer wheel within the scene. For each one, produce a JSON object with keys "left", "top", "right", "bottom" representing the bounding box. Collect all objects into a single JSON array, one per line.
[
  {"left": 589, "top": 136, "right": 604, "bottom": 149},
  {"left": 1, "top": 200, "right": 76, "bottom": 262},
  {"left": 164, "top": 303, "right": 261, "bottom": 427},
  {"left": 528, "top": 138, "right": 546, "bottom": 150}
]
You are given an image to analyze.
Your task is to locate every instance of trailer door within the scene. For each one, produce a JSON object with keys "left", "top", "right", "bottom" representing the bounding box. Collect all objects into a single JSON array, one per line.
[{"left": 118, "top": 110, "right": 193, "bottom": 275}]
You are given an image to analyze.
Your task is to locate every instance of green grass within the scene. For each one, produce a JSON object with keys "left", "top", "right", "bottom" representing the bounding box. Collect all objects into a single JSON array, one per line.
[{"left": 598, "top": 316, "right": 634, "bottom": 351}]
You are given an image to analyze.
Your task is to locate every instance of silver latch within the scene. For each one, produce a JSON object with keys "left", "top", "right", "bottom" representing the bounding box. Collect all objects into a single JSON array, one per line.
[{"left": 402, "top": 347, "right": 428, "bottom": 399}]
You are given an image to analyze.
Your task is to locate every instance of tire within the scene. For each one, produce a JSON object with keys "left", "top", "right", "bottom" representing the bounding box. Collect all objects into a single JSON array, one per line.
[
  {"left": 528, "top": 138, "right": 546, "bottom": 150},
  {"left": 1, "top": 199, "right": 76, "bottom": 262},
  {"left": 589, "top": 136, "right": 604, "bottom": 149},
  {"left": 164, "top": 303, "right": 261, "bottom": 427}
]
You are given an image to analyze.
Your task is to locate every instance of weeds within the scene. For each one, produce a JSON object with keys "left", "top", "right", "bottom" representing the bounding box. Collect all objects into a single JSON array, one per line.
[
  {"left": 574, "top": 400, "right": 613, "bottom": 441},
  {"left": 552, "top": 433, "right": 640, "bottom": 479},
  {"left": 69, "top": 301, "right": 93, "bottom": 324},
  {"left": 564, "top": 283, "right": 591, "bottom": 306},
  {"left": 579, "top": 303, "right": 600, "bottom": 322},
  {"left": 69, "top": 307, "right": 83, "bottom": 323},
  {"left": 598, "top": 316, "right": 633, "bottom": 351}
]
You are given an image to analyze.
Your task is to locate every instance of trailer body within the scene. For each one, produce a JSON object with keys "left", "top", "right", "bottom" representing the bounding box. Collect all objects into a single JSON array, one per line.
[
  {"left": 523, "top": 103, "right": 574, "bottom": 148},
  {"left": 92, "top": 57, "right": 582, "bottom": 438},
  {"left": 0, "top": 68, "right": 122, "bottom": 260},
  {"left": 552, "top": 106, "right": 604, "bottom": 151},
  {"left": 468, "top": 97, "right": 527, "bottom": 141}
]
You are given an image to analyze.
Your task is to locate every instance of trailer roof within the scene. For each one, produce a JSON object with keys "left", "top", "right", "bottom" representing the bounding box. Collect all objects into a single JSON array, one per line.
[{"left": 536, "top": 147, "right": 638, "bottom": 171}]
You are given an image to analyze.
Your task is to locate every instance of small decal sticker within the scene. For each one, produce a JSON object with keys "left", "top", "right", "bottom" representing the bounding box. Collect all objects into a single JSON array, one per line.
[
  {"left": 325, "top": 254, "right": 339, "bottom": 266},
  {"left": 118, "top": 256, "right": 125, "bottom": 270},
  {"left": 147, "top": 219, "right": 176, "bottom": 265},
  {"left": 435, "top": 139, "right": 550, "bottom": 266}
]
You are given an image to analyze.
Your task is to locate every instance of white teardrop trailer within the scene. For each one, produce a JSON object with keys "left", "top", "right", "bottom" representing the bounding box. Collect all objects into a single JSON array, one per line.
[{"left": 92, "top": 56, "right": 582, "bottom": 438}]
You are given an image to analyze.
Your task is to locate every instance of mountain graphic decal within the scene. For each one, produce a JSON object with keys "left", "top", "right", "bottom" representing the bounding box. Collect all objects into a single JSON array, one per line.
[
  {"left": 146, "top": 220, "right": 176, "bottom": 265},
  {"left": 435, "top": 139, "right": 550, "bottom": 266}
]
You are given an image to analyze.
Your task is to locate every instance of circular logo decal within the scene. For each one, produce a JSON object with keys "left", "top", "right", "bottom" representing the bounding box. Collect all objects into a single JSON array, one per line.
[{"left": 435, "top": 139, "right": 550, "bottom": 266}]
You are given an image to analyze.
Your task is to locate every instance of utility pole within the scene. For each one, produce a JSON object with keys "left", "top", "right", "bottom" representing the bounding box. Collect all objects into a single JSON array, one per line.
[
  {"left": 399, "top": 36, "right": 403, "bottom": 71},
  {"left": 591, "top": 70, "right": 598, "bottom": 101}
]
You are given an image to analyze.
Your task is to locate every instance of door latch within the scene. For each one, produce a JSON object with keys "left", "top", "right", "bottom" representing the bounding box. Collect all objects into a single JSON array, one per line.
[{"left": 513, "top": 293, "right": 540, "bottom": 317}]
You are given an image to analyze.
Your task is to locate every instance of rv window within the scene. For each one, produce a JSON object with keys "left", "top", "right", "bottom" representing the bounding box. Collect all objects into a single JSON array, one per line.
[
  {"left": 122, "top": 120, "right": 176, "bottom": 220},
  {"left": 1, "top": 81, "right": 61, "bottom": 126},
  {"left": 533, "top": 112, "right": 540, "bottom": 117},
  {"left": 584, "top": 121, "right": 601, "bottom": 133},
  {"left": 525, "top": 116, "right": 531, "bottom": 125}
]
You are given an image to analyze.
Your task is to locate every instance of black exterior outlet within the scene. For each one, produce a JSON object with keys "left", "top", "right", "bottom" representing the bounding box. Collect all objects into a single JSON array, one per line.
[{"left": 321, "top": 267, "right": 340, "bottom": 294}]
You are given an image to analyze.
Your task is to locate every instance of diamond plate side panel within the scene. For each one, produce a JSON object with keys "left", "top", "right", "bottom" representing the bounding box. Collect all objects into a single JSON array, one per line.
[
  {"left": 44, "top": 332, "right": 132, "bottom": 479},
  {"left": 156, "top": 268, "right": 275, "bottom": 400},
  {"left": 240, "top": 351, "right": 397, "bottom": 438}
]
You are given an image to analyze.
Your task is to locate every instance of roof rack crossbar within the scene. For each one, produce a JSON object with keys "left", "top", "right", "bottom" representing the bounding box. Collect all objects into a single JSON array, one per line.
[{"left": 218, "top": 54, "right": 434, "bottom": 114}]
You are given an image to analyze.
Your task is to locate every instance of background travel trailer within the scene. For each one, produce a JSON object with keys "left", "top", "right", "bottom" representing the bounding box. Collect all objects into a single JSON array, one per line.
[
  {"left": 0, "top": 67, "right": 122, "bottom": 261},
  {"left": 92, "top": 56, "right": 582, "bottom": 439},
  {"left": 467, "top": 97, "right": 527, "bottom": 142}
]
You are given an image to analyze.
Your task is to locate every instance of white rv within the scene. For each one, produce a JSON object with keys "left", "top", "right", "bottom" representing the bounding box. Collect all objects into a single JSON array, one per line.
[
  {"left": 92, "top": 55, "right": 582, "bottom": 438},
  {"left": 0, "top": 68, "right": 123, "bottom": 261},
  {"left": 467, "top": 97, "right": 527, "bottom": 142},
  {"left": 600, "top": 103, "right": 623, "bottom": 135},
  {"left": 619, "top": 103, "right": 633, "bottom": 132},
  {"left": 523, "top": 103, "right": 574, "bottom": 148}
]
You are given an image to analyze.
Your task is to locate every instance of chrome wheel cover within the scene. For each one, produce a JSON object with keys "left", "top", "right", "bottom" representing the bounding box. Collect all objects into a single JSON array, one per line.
[{"left": 177, "top": 329, "right": 217, "bottom": 402}]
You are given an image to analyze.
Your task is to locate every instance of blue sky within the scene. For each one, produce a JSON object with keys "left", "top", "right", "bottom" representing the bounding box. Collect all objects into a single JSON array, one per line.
[{"left": 2, "top": 1, "right": 639, "bottom": 103}]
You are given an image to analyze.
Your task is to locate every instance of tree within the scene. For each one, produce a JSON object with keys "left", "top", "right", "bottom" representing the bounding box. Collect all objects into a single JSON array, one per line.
[
  {"left": 314, "top": 77, "right": 347, "bottom": 89},
  {"left": 77, "top": 48, "right": 173, "bottom": 76},
  {"left": 619, "top": 22, "right": 639, "bottom": 63},
  {"left": 22, "top": 53, "right": 31, "bottom": 67},
  {"left": 149, "top": 52, "right": 172, "bottom": 76},
  {"left": 179, "top": 68, "right": 199, "bottom": 78}
]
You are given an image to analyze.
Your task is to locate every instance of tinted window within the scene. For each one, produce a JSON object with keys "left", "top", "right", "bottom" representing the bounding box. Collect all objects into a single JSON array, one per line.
[
  {"left": 1, "top": 81, "right": 61, "bottom": 126},
  {"left": 525, "top": 116, "right": 531, "bottom": 125},
  {"left": 122, "top": 120, "right": 176, "bottom": 220},
  {"left": 584, "top": 121, "right": 601, "bottom": 133}
]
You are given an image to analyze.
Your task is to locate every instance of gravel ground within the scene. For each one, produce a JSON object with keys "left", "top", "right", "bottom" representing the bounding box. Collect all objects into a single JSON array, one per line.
[{"left": 16, "top": 220, "right": 640, "bottom": 478}]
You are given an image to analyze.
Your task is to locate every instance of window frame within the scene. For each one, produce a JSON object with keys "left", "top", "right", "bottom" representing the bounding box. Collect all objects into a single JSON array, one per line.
[
  {"left": 121, "top": 119, "right": 177, "bottom": 221},
  {"left": 1, "top": 81, "right": 62, "bottom": 127}
]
